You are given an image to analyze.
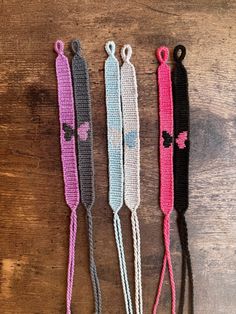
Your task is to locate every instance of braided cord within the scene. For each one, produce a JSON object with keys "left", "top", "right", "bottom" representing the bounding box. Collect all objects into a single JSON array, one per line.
[
  {"left": 54, "top": 40, "right": 80, "bottom": 314},
  {"left": 71, "top": 40, "right": 102, "bottom": 314},
  {"left": 121, "top": 44, "right": 143, "bottom": 314},
  {"left": 67, "top": 210, "right": 77, "bottom": 312},
  {"left": 105, "top": 41, "right": 133, "bottom": 314},
  {"left": 114, "top": 213, "right": 133, "bottom": 314},
  {"left": 87, "top": 208, "right": 102, "bottom": 313},
  {"left": 153, "top": 46, "right": 176, "bottom": 314},
  {"left": 131, "top": 211, "right": 142, "bottom": 313},
  {"left": 173, "top": 45, "right": 194, "bottom": 314}
]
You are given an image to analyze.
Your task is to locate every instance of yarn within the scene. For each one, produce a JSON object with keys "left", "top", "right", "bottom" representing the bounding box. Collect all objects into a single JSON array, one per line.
[
  {"left": 105, "top": 41, "right": 133, "bottom": 314},
  {"left": 54, "top": 40, "right": 80, "bottom": 314},
  {"left": 121, "top": 44, "right": 143, "bottom": 314},
  {"left": 71, "top": 39, "right": 102, "bottom": 314},
  {"left": 153, "top": 46, "right": 176, "bottom": 314},
  {"left": 172, "top": 45, "right": 194, "bottom": 314}
]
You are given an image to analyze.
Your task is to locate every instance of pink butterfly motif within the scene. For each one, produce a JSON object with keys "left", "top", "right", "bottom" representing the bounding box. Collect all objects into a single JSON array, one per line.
[
  {"left": 77, "top": 122, "right": 90, "bottom": 141},
  {"left": 176, "top": 131, "right": 188, "bottom": 149}
]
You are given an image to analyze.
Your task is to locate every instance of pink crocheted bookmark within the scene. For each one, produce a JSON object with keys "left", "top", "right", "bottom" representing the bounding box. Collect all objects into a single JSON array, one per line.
[
  {"left": 54, "top": 40, "right": 80, "bottom": 314},
  {"left": 153, "top": 47, "right": 176, "bottom": 314}
]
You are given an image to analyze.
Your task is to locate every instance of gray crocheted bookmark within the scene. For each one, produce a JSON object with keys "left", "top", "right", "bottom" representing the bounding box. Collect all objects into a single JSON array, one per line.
[
  {"left": 71, "top": 39, "right": 102, "bottom": 314},
  {"left": 71, "top": 40, "right": 94, "bottom": 209}
]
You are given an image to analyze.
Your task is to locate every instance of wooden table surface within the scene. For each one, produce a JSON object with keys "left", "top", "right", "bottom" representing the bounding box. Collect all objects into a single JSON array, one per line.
[{"left": 0, "top": 1, "right": 236, "bottom": 313}]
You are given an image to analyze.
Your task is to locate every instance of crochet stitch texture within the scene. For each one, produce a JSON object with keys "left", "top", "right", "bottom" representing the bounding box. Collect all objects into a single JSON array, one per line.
[
  {"left": 54, "top": 40, "right": 80, "bottom": 314},
  {"left": 121, "top": 44, "right": 143, "bottom": 314},
  {"left": 105, "top": 41, "right": 133, "bottom": 314},
  {"left": 71, "top": 39, "right": 102, "bottom": 314},
  {"left": 153, "top": 46, "right": 176, "bottom": 314},
  {"left": 172, "top": 45, "right": 194, "bottom": 314}
]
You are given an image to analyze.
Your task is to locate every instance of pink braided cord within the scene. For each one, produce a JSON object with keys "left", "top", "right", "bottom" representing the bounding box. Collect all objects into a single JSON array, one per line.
[
  {"left": 153, "top": 47, "right": 176, "bottom": 314},
  {"left": 54, "top": 40, "right": 80, "bottom": 314},
  {"left": 67, "top": 211, "right": 77, "bottom": 313}
]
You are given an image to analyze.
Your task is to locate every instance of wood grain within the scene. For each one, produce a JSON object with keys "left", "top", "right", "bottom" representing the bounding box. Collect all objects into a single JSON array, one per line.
[{"left": 0, "top": 1, "right": 236, "bottom": 313}]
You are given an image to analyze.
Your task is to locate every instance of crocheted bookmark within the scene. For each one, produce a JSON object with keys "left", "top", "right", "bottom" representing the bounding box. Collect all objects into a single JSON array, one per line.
[
  {"left": 105, "top": 41, "right": 133, "bottom": 314},
  {"left": 153, "top": 47, "right": 176, "bottom": 314},
  {"left": 54, "top": 40, "right": 80, "bottom": 314},
  {"left": 121, "top": 45, "right": 142, "bottom": 314},
  {"left": 71, "top": 40, "right": 102, "bottom": 314},
  {"left": 172, "top": 45, "right": 193, "bottom": 314}
]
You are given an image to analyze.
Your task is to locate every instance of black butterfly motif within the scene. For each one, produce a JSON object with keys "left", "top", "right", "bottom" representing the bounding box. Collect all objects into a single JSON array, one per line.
[
  {"left": 162, "top": 131, "right": 173, "bottom": 148},
  {"left": 63, "top": 123, "right": 75, "bottom": 141}
]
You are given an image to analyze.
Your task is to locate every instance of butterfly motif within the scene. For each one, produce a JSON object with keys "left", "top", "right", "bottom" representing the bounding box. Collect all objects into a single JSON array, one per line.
[
  {"left": 176, "top": 131, "right": 188, "bottom": 149},
  {"left": 125, "top": 130, "right": 137, "bottom": 149},
  {"left": 78, "top": 122, "right": 90, "bottom": 141},
  {"left": 162, "top": 131, "right": 173, "bottom": 148},
  {"left": 63, "top": 123, "right": 75, "bottom": 141},
  {"left": 62, "top": 122, "right": 90, "bottom": 142}
]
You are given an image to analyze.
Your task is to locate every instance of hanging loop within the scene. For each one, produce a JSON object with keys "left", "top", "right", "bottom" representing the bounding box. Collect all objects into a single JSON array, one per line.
[
  {"left": 121, "top": 44, "right": 132, "bottom": 62},
  {"left": 54, "top": 40, "right": 64, "bottom": 55},
  {"left": 173, "top": 45, "right": 186, "bottom": 62},
  {"left": 105, "top": 41, "right": 116, "bottom": 56},
  {"left": 156, "top": 46, "right": 169, "bottom": 64},
  {"left": 71, "top": 39, "right": 82, "bottom": 55}
]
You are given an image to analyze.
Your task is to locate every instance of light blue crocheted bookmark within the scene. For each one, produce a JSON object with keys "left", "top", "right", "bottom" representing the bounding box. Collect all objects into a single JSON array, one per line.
[
  {"left": 105, "top": 41, "right": 123, "bottom": 212},
  {"left": 105, "top": 41, "right": 133, "bottom": 314}
]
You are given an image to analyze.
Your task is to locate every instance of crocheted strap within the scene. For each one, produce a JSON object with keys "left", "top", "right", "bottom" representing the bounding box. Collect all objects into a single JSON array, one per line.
[
  {"left": 71, "top": 39, "right": 95, "bottom": 209},
  {"left": 173, "top": 45, "right": 189, "bottom": 213},
  {"left": 55, "top": 40, "right": 80, "bottom": 211},
  {"left": 121, "top": 44, "right": 140, "bottom": 211},
  {"left": 71, "top": 39, "right": 102, "bottom": 314},
  {"left": 173, "top": 45, "right": 194, "bottom": 314},
  {"left": 157, "top": 46, "right": 174, "bottom": 215},
  {"left": 105, "top": 41, "right": 123, "bottom": 213},
  {"left": 153, "top": 46, "right": 176, "bottom": 314},
  {"left": 121, "top": 44, "right": 142, "bottom": 314},
  {"left": 54, "top": 40, "right": 80, "bottom": 314},
  {"left": 105, "top": 41, "right": 133, "bottom": 314}
]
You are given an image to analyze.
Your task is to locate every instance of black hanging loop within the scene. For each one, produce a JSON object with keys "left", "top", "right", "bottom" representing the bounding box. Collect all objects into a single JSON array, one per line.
[{"left": 173, "top": 45, "right": 186, "bottom": 63}]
